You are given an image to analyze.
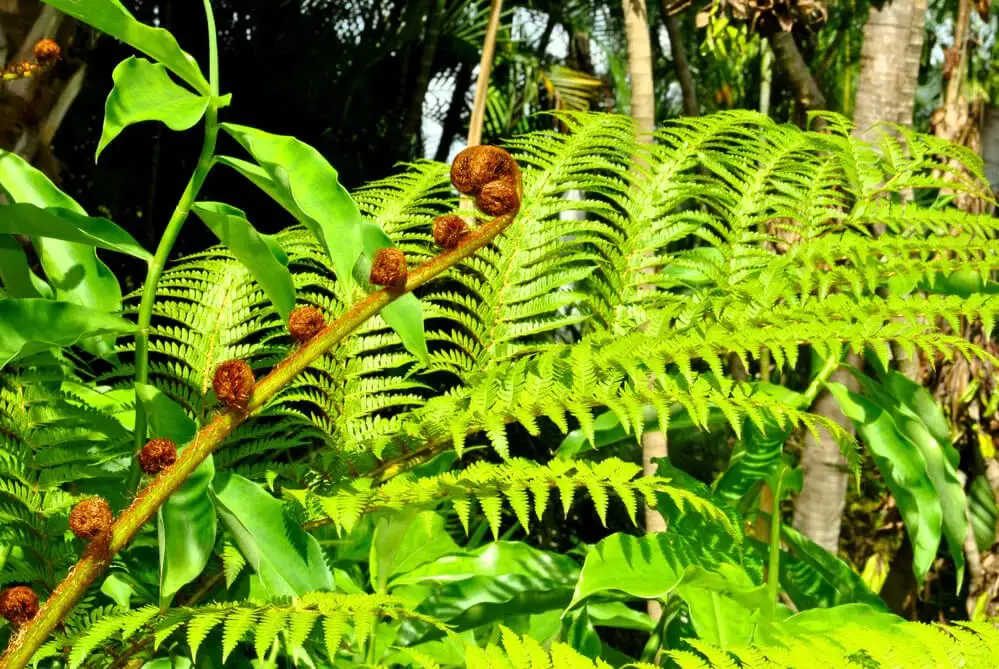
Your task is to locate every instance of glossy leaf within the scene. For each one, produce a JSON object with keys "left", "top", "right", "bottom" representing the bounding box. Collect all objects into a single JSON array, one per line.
[
  {"left": 40, "top": 0, "right": 209, "bottom": 94},
  {"left": 969, "top": 474, "right": 998, "bottom": 553},
  {"left": 676, "top": 564, "right": 771, "bottom": 647},
  {"left": 370, "top": 510, "right": 458, "bottom": 593},
  {"left": 0, "top": 235, "right": 50, "bottom": 298},
  {"left": 97, "top": 57, "right": 216, "bottom": 160},
  {"left": 759, "top": 603, "right": 903, "bottom": 644},
  {"left": 219, "top": 124, "right": 364, "bottom": 290},
  {"left": 0, "top": 203, "right": 150, "bottom": 260},
  {"left": 211, "top": 471, "right": 334, "bottom": 599},
  {"left": 0, "top": 151, "right": 122, "bottom": 357},
  {"left": 395, "top": 542, "right": 579, "bottom": 644},
  {"left": 0, "top": 298, "right": 134, "bottom": 369},
  {"left": 191, "top": 202, "right": 296, "bottom": 320},
  {"left": 568, "top": 532, "right": 686, "bottom": 609},
  {"left": 827, "top": 382, "right": 943, "bottom": 583},
  {"left": 136, "top": 384, "right": 216, "bottom": 606}
]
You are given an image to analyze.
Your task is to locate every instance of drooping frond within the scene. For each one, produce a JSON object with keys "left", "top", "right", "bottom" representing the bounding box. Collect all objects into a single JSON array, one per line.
[
  {"left": 32, "top": 593, "right": 451, "bottom": 669},
  {"left": 290, "top": 456, "right": 732, "bottom": 538}
]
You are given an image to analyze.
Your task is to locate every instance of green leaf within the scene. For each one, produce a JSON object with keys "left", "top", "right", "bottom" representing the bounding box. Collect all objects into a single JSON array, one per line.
[
  {"left": 857, "top": 372, "right": 967, "bottom": 589},
  {"left": 219, "top": 124, "right": 364, "bottom": 290},
  {"left": 676, "top": 564, "right": 771, "bottom": 647},
  {"left": 211, "top": 471, "right": 334, "bottom": 599},
  {"left": 97, "top": 57, "right": 217, "bottom": 160},
  {"left": 0, "top": 298, "right": 134, "bottom": 369},
  {"left": 100, "top": 572, "right": 134, "bottom": 608},
  {"left": 41, "top": 0, "right": 209, "bottom": 94},
  {"left": 585, "top": 601, "right": 656, "bottom": 631},
  {"left": 568, "top": 532, "right": 686, "bottom": 609},
  {"left": 0, "top": 150, "right": 122, "bottom": 357},
  {"left": 191, "top": 202, "right": 296, "bottom": 320},
  {"left": 369, "top": 510, "right": 459, "bottom": 593},
  {"left": 969, "top": 474, "right": 998, "bottom": 553},
  {"left": 395, "top": 542, "right": 579, "bottom": 645},
  {"left": 826, "top": 381, "right": 943, "bottom": 583},
  {"left": 134, "top": 382, "right": 196, "bottom": 443},
  {"left": 357, "top": 221, "right": 429, "bottom": 364},
  {"left": 0, "top": 235, "right": 50, "bottom": 298},
  {"left": 136, "top": 384, "right": 217, "bottom": 606},
  {"left": 0, "top": 203, "right": 150, "bottom": 260},
  {"left": 759, "top": 602, "right": 903, "bottom": 644}
]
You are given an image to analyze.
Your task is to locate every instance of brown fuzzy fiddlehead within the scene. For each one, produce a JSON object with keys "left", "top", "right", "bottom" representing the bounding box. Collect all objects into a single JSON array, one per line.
[
  {"left": 69, "top": 498, "right": 113, "bottom": 541},
  {"left": 0, "top": 587, "right": 38, "bottom": 625},
  {"left": 139, "top": 438, "right": 177, "bottom": 475},
  {"left": 2, "top": 39, "right": 61, "bottom": 81},
  {"left": 213, "top": 359, "right": 255, "bottom": 413},
  {"left": 369, "top": 248, "right": 408, "bottom": 289},
  {"left": 288, "top": 306, "right": 326, "bottom": 342}
]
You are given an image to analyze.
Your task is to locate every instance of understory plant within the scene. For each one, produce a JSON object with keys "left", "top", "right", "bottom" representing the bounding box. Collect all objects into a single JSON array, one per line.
[{"left": 2, "top": 1, "right": 999, "bottom": 668}]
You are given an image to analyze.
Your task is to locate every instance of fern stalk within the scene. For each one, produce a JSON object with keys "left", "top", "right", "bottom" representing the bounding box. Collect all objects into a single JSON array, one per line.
[
  {"left": 0, "top": 209, "right": 520, "bottom": 669},
  {"left": 131, "top": 0, "right": 222, "bottom": 476}
]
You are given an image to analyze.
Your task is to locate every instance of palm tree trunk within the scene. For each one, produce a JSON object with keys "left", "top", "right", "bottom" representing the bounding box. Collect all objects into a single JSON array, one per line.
[
  {"left": 852, "top": 0, "right": 927, "bottom": 135},
  {"left": 660, "top": 6, "right": 697, "bottom": 117},
  {"left": 401, "top": 0, "right": 445, "bottom": 154},
  {"left": 623, "top": 0, "right": 655, "bottom": 137},
  {"left": 622, "top": 0, "right": 662, "bottom": 621},
  {"left": 467, "top": 0, "right": 504, "bottom": 146}
]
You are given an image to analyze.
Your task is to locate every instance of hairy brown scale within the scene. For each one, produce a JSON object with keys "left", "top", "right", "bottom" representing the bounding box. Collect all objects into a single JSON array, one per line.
[
  {"left": 69, "top": 498, "right": 113, "bottom": 541},
  {"left": 213, "top": 359, "right": 255, "bottom": 412},
  {"left": 0, "top": 586, "right": 38, "bottom": 625},
  {"left": 288, "top": 306, "right": 326, "bottom": 342},
  {"left": 369, "top": 248, "right": 407, "bottom": 288},
  {"left": 433, "top": 214, "right": 471, "bottom": 249},
  {"left": 450, "top": 145, "right": 518, "bottom": 196},
  {"left": 139, "top": 438, "right": 177, "bottom": 475}
]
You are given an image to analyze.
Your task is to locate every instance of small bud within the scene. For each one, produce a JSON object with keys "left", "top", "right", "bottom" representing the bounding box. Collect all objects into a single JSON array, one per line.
[
  {"left": 288, "top": 306, "right": 326, "bottom": 342},
  {"left": 32, "top": 39, "right": 61, "bottom": 66},
  {"left": 475, "top": 179, "right": 521, "bottom": 217},
  {"left": 369, "top": 248, "right": 407, "bottom": 289},
  {"left": 450, "top": 145, "right": 517, "bottom": 196},
  {"left": 69, "top": 497, "right": 113, "bottom": 541},
  {"left": 432, "top": 215, "right": 471, "bottom": 249},
  {"left": 0, "top": 586, "right": 38, "bottom": 625},
  {"left": 139, "top": 438, "right": 177, "bottom": 475},
  {"left": 213, "top": 359, "right": 255, "bottom": 412}
]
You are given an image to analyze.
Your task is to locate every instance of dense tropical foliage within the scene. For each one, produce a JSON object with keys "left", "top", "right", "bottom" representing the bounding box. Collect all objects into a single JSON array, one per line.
[{"left": 2, "top": 0, "right": 999, "bottom": 667}]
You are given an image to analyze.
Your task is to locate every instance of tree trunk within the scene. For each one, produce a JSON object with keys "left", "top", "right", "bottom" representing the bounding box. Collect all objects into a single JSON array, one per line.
[
  {"left": 768, "top": 31, "right": 825, "bottom": 127},
  {"left": 623, "top": 0, "right": 655, "bottom": 137},
  {"left": 400, "top": 0, "right": 444, "bottom": 154},
  {"left": 435, "top": 63, "right": 473, "bottom": 162},
  {"left": 467, "top": 0, "right": 504, "bottom": 147},
  {"left": 792, "top": 363, "right": 859, "bottom": 551},
  {"left": 852, "top": 0, "right": 927, "bottom": 136},
  {"left": 660, "top": 6, "right": 697, "bottom": 117}
]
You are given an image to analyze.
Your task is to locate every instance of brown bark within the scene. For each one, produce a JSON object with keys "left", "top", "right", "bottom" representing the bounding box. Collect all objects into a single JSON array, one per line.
[
  {"left": 852, "top": 0, "right": 927, "bottom": 136},
  {"left": 400, "top": 0, "right": 444, "bottom": 153},
  {"left": 768, "top": 31, "right": 825, "bottom": 123},
  {"left": 467, "top": 0, "right": 503, "bottom": 147},
  {"left": 623, "top": 0, "right": 655, "bottom": 137},
  {"left": 660, "top": 5, "right": 697, "bottom": 117}
]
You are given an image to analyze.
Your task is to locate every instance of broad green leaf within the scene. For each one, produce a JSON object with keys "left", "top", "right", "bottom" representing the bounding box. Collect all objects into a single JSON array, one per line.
[
  {"left": 759, "top": 603, "right": 903, "bottom": 644},
  {"left": 136, "top": 384, "right": 216, "bottom": 606},
  {"left": 100, "top": 572, "right": 134, "bottom": 608},
  {"left": 0, "top": 203, "right": 150, "bottom": 260},
  {"left": 562, "top": 606, "right": 602, "bottom": 660},
  {"left": 219, "top": 124, "right": 364, "bottom": 290},
  {"left": 969, "top": 474, "right": 998, "bottom": 552},
  {"left": 585, "top": 601, "right": 656, "bottom": 631},
  {"left": 395, "top": 542, "right": 579, "bottom": 645},
  {"left": 356, "top": 221, "right": 429, "bottom": 364},
  {"left": 846, "top": 371, "right": 967, "bottom": 589},
  {"left": 827, "top": 382, "right": 942, "bottom": 583},
  {"left": 676, "top": 564, "right": 771, "bottom": 647},
  {"left": 97, "top": 57, "right": 217, "bottom": 160},
  {"left": 211, "top": 471, "right": 334, "bottom": 599},
  {"left": 0, "top": 150, "right": 122, "bottom": 357},
  {"left": 747, "top": 526, "right": 888, "bottom": 612},
  {"left": 370, "top": 510, "right": 459, "bottom": 593},
  {"left": 0, "top": 298, "right": 134, "bottom": 369},
  {"left": 135, "top": 382, "right": 196, "bottom": 444},
  {"left": 0, "top": 235, "right": 50, "bottom": 297},
  {"left": 41, "top": 0, "right": 209, "bottom": 94},
  {"left": 568, "top": 532, "right": 686, "bottom": 609},
  {"left": 191, "top": 202, "right": 296, "bottom": 320}
]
